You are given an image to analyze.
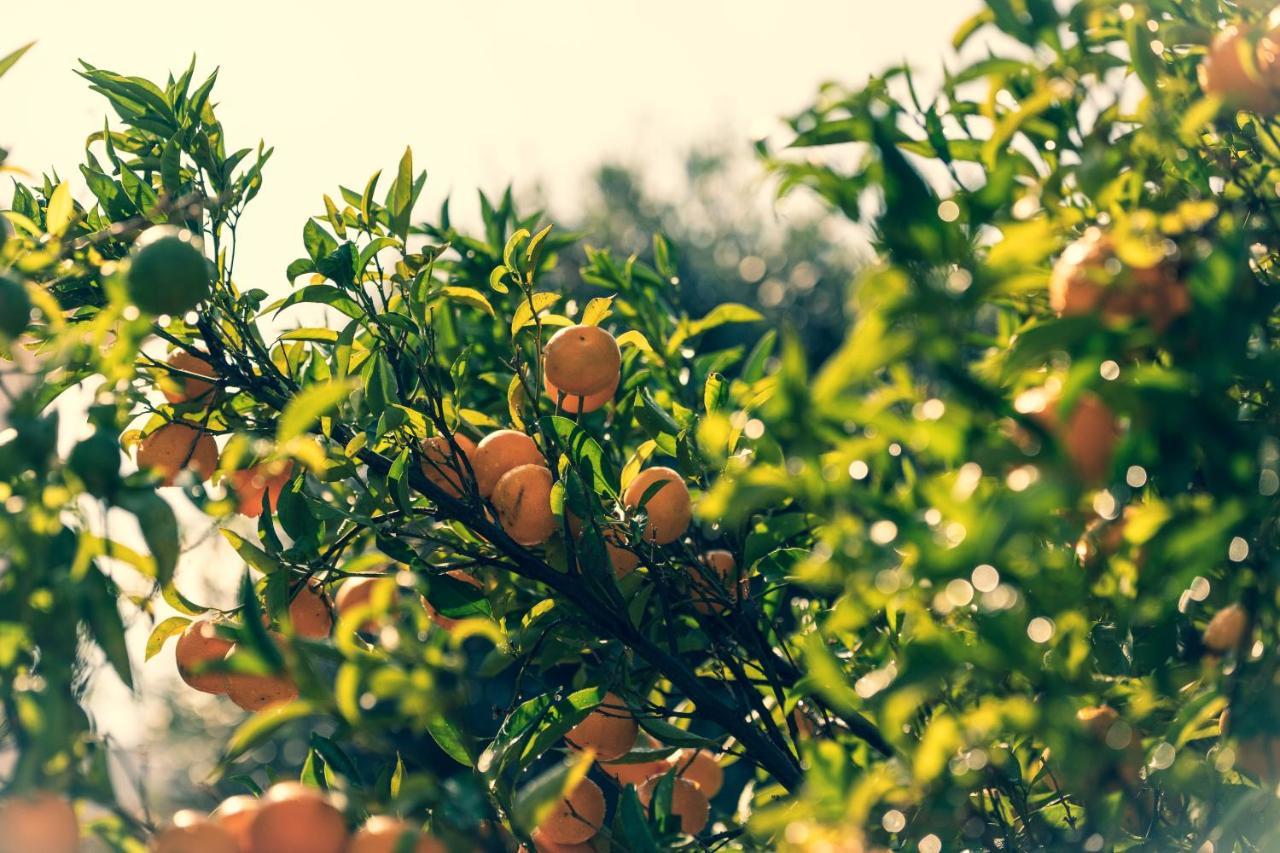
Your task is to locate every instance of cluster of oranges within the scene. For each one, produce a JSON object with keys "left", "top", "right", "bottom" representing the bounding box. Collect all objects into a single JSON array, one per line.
[
  {"left": 529, "top": 692, "right": 724, "bottom": 848},
  {"left": 136, "top": 350, "right": 292, "bottom": 516}
]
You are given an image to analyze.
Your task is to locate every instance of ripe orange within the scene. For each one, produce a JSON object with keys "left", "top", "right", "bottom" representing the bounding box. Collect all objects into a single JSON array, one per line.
[
  {"left": 674, "top": 749, "right": 723, "bottom": 797},
  {"left": 163, "top": 351, "right": 218, "bottom": 404},
  {"left": 544, "top": 372, "right": 618, "bottom": 414},
  {"left": 493, "top": 464, "right": 557, "bottom": 546},
  {"left": 0, "top": 791, "right": 79, "bottom": 853},
  {"left": 543, "top": 325, "right": 621, "bottom": 397},
  {"left": 599, "top": 754, "right": 673, "bottom": 788},
  {"left": 347, "top": 816, "right": 445, "bottom": 853},
  {"left": 335, "top": 575, "right": 398, "bottom": 632},
  {"left": 152, "top": 810, "right": 238, "bottom": 853},
  {"left": 691, "top": 550, "right": 747, "bottom": 615},
  {"left": 537, "top": 777, "right": 605, "bottom": 846},
  {"left": 250, "top": 783, "right": 348, "bottom": 853},
  {"left": 230, "top": 460, "right": 294, "bottom": 518},
  {"left": 175, "top": 618, "right": 234, "bottom": 694},
  {"left": 1201, "top": 24, "right": 1280, "bottom": 113},
  {"left": 623, "top": 467, "right": 692, "bottom": 545},
  {"left": 471, "top": 430, "right": 547, "bottom": 498},
  {"left": 223, "top": 637, "right": 298, "bottom": 712},
  {"left": 287, "top": 579, "right": 333, "bottom": 639},
  {"left": 1204, "top": 603, "right": 1249, "bottom": 653},
  {"left": 1028, "top": 389, "right": 1119, "bottom": 486},
  {"left": 567, "top": 517, "right": 640, "bottom": 578},
  {"left": 421, "top": 569, "right": 483, "bottom": 630},
  {"left": 421, "top": 433, "right": 477, "bottom": 498},
  {"left": 137, "top": 422, "right": 219, "bottom": 486},
  {"left": 566, "top": 692, "right": 638, "bottom": 761},
  {"left": 637, "top": 775, "right": 709, "bottom": 836},
  {"left": 211, "top": 794, "right": 260, "bottom": 851},
  {"left": 528, "top": 827, "right": 596, "bottom": 852},
  {"left": 1049, "top": 228, "right": 1188, "bottom": 332}
]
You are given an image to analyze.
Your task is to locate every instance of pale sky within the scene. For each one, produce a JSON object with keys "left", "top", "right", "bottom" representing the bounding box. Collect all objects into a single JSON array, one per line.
[
  {"left": 5, "top": 0, "right": 981, "bottom": 808},
  {"left": 4, "top": 0, "right": 976, "bottom": 297}
]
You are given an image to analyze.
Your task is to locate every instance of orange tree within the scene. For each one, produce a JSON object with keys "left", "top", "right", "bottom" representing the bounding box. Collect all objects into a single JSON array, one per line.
[{"left": 6, "top": 0, "right": 1280, "bottom": 849}]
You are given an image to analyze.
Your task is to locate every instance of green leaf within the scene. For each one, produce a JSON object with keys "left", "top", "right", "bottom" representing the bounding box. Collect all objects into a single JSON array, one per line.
[
  {"left": 45, "top": 182, "right": 74, "bottom": 236},
  {"left": 80, "top": 566, "right": 133, "bottom": 690},
  {"left": 441, "top": 286, "right": 495, "bottom": 316},
  {"left": 387, "top": 147, "right": 415, "bottom": 241},
  {"left": 635, "top": 716, "right": 718, "bottom": 748},
  {"left": 220, "top": 529, "right": 283, "bottom": 575},
  {"left": 221, "top": 701, "right": 316, "bottom": 765},
  {"left": 145, "top": 616, "right": 191, "bottom": 661},
  {"left": 116, "top": 490, "right": 180, "bottom": 586},
  {"left": 503, "top": 227, "right": 531, "bottom": 270},
  {"left": 510, "top": 292, "right": 561, "bottom": 336},
  {"left": 277, "top": 379, "right": 358, "bottom": 440},
  {"left": 581, "top": 296, "right": 614, "bottom": 326},
  {"left": 686, "top": 303, "right": 764, "bottom": 337},
  {"left": 425, "top": 713, "right": 473, "bottom": 766},
  {"left": 0, "top": 42, "right": 35, "bottom": 81}
]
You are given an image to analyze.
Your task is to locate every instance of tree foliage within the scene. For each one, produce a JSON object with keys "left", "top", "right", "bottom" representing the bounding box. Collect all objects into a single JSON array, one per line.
[{"left": 4, "top": 1, "right": 1280, "bottom": 850}]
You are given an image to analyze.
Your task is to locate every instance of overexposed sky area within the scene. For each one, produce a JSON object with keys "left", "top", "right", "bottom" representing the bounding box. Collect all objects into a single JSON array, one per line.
[{"left": 4, "top": 0, "right": 976, "bottom": 296}]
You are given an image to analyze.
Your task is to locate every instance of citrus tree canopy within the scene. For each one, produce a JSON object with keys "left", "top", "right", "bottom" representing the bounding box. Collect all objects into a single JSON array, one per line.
[{"left": 4, "top": 0, "right": 1280, "bottom": 849}]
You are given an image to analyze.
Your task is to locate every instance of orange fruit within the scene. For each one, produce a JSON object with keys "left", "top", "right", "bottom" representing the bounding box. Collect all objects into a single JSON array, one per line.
[
  {"left": 347, "top": 816, "right": 445, "bottom": 853},
  {"left": 335, "top": 575, "right": 398, "bottom": 632},
  {"left": 566, "top": 692, "right": 638, "bottom": 761},
  {"left": 1077, "top": 705, "right": 1119, "bottom": 739},
  {"left": 691, "top": 550, "right": 747, "bottom": 614},
  {"left": 493, "top": 464, "right": 557, "bottom": 546},
  {"left": 1204, "top": 604, "right": 1249, "bottom": 653},
  {"left": 623, "top": 467, "right": 692, "bottom": 545},
  {"left": 471, "top": 430, "right": 547, "bottom": 498},
  {"left": 175, "top": 618, "right": 234, "bottom": 694},
  {"left": 250, "top": 783, "right": 347, "bottom": 853},
  {"left": 286, "top": 579, "right": 332, "bottom": 639},
  {"left": 421, "top": 433, "right": 477, "bottom": 498},
  {"left": 152, "top": 809, "right": 239, "bottom": 853},
  {"left": 638, "top": 775, "right": 709, "bottom": 836},
  {"left": 163, "top": 351, "right": 218, "bottom": 404},
  {"left": 1028, "top": 389, "right": 1119, "bottom": 486},
  {"left": 673, "top": 749, "right": 723, "bottom": 797},
  {"left": 537, "top": 777, "right": 605, "bottom": 846},
  {"left": 1049, "top": 228, "right": 1189, "bottom": 332},
  {"left": 567, "top": 517, "right": 640, "bottom": 578},
  {"left": 529, "top": 827, "right": 595, "bottom": 852},
  {"left": 230, "top": 460, "right": 294, "bottom": 518},
  {"left": 211, "top": 795, "right": 260, "bottom": 851},
  {"left": 545, "top": 372, "right": 618, "bottom": 414},
  {"left": 137, "top": 422, "right": 219, "bottom": 486},
  {"left": 543, "top": 325, "right": 621, "bottom": 397},
  {"left": 420, "top": 569, "right": 483, "bottom": 630},
  {"left": 223, "top": 637, "right": 298, "bottom": 712},
  {"left": 599, "top": 755, "right": 673, "bottom": 788},
  {"left": 0, "top": 791, "right": 79, "bottom": 853},
  {"left": 1201, "top": 23, "right": 1280, "bottom": 113}
]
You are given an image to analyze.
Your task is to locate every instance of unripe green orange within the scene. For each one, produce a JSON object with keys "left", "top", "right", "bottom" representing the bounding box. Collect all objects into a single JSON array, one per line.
[
  {"left": 471, "top": 430, "right": 547, "bottom": 498},
  {"left": 347, "top": 816, "right": 445, "bottom": 853},
  {"left": 543, "top": 325, "right": 621, "bottom": 397},
  {"left": 137, "top": 422, "right": 219, "bottom": 486},
  {"left": 151, "top": 809, "right": 238, "bottom": 853},
  {"left": 537, "top": 777, "right": 604, "bottom": 846},
  {"left": 0, "top": 273, "right": 31, "bottom": 340},
  {"left": 0, "top": 791, "right": 79, "bottom": 853},
  {"left": 162, "top": 350, "right": 218, "bottom": 404},
  {"left": 250, "top": 783, "right": 347, "bottom": 853},
  {"left": 420, "top": 432, "right": 477, "bottom": 498},
  {"left": 175, "top": 618, "right": 233, "bottom": 694},
  {"left": 623, "top": 467, "right": 692, "bottom": 545},
  {"left": 493, "top": 463, "right": 557, "bottom": 546},
  {"left": 638, "top": 775, "right": 709, "bottom": 836},
  {"left": 127, "top": 227, "right": 212, "bottom": 316},
  {"left": 566, "top": 692, "right": 638, "bottom": 761}
]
